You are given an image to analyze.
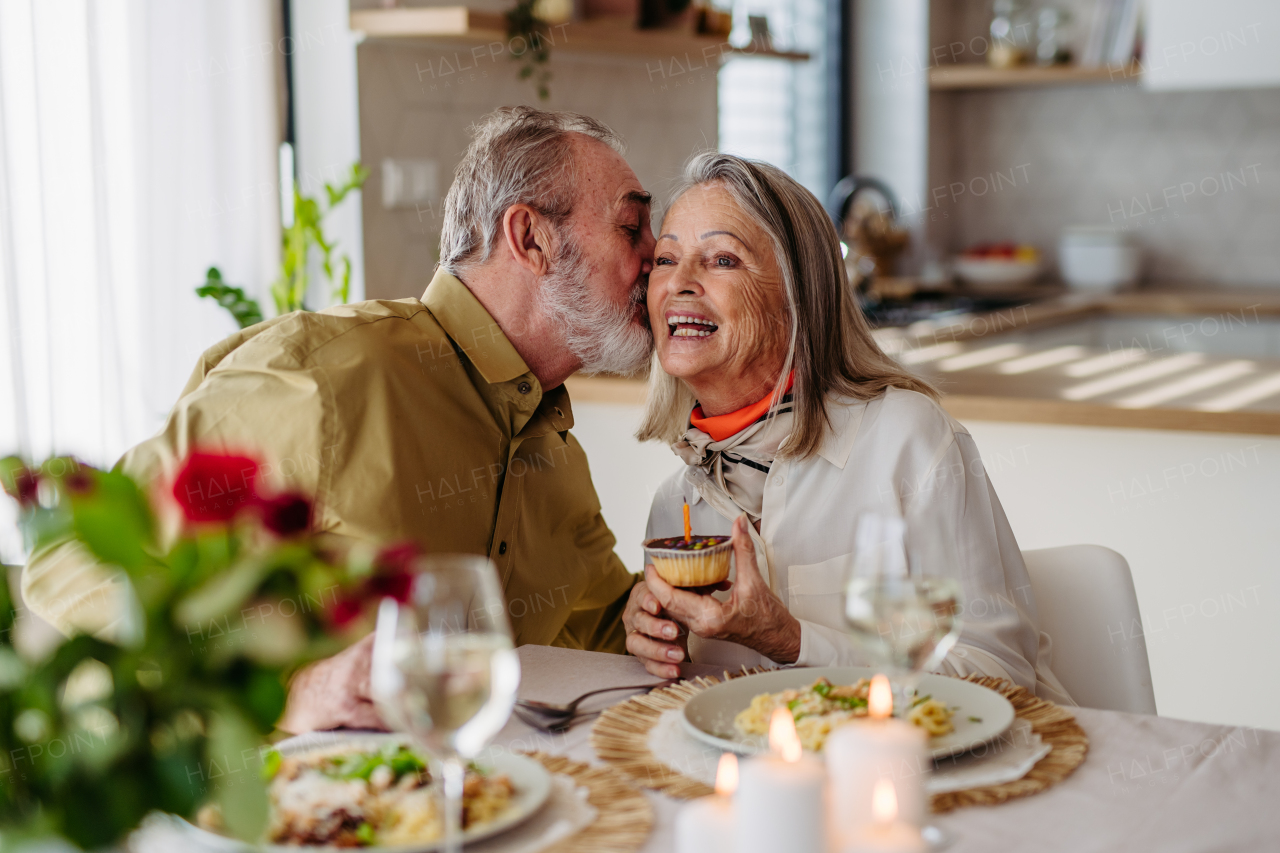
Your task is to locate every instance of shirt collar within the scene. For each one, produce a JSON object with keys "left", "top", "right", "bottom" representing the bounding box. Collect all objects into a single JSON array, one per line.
[
  {"left": 816, "top": 395, "right": 867, "bottom": 469},
  {"left": 422, "top": 268, "right": 530, "bottom": 385},
  {"left": 421, "top": 268, "right": 575, "bottom": 436}
]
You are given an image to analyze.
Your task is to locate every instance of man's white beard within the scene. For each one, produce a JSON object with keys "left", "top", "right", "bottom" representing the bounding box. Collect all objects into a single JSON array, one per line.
[{"left": 537, "top": 241, "right": 653, "bottom": 377}]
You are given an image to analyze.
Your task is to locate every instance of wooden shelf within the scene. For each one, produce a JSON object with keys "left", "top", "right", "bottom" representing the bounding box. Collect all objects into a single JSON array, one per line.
[
  {"left": 350, "top": 8, "right": 809, "bottom": 61},
  {"left": 929, "top": 63, "right": 1140, "bottom": 91}
]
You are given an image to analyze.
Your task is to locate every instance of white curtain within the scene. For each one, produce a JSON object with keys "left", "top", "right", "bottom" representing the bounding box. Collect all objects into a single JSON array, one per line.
[{"left": 0, "top": 0, "right": 283, "bottom": 563}]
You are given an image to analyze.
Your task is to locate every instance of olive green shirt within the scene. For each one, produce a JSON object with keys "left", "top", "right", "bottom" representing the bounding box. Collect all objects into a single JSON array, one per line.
[{"left": 23, "top": 270, "right": 636, "bottom": 652}]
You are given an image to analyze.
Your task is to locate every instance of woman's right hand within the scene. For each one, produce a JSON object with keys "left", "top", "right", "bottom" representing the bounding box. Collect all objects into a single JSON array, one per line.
[{"left": 623, "top": 575, "right": 688, "bottom": 678}]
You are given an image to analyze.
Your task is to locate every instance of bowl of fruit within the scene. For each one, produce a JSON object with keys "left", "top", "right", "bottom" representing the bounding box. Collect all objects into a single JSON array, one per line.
[{"left": 953, "top": 243, "right": 1042, "bottom": 293}]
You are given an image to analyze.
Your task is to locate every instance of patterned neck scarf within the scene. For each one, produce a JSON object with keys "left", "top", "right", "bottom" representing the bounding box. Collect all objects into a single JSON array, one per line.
[{"left": 672, "top": 374, "right": 795, "bottom": 522}]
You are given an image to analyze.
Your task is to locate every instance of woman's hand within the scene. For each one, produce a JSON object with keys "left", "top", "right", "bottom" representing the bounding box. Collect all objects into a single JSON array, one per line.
[
  {"left": 623, "top": 576, "right": 689, "bottom": 678},
  {"left": 643, "top": 516, "right": 802, "bottom": 666}
]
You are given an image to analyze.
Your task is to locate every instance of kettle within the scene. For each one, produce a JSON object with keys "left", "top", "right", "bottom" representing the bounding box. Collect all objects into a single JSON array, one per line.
[{"left": 825, "top": 175, "right": 909, "bottom": 291}]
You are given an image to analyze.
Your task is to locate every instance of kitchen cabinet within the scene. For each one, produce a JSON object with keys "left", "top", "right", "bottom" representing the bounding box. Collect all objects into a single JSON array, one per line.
[{"left": 1143, "top": 0, "right": 1280, "bottom": 91}]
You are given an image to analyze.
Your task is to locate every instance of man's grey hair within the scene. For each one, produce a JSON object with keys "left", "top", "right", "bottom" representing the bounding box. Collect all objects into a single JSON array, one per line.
[{"left": 439, "top": 106, "right": 625, "bottom": 274}]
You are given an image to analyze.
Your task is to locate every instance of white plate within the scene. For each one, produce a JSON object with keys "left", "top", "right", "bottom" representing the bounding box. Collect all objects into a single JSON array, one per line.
[
  {"left": 682, "top": 667, "right": 1015, "bottom": 759},
  {"left": 183, "top": 733, "right": 553, "bottom": 852}
]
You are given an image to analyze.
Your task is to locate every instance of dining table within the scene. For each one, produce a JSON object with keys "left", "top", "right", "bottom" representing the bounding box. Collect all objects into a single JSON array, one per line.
[{"left": 504, "top": 644, "right": 1280, "bottom": 853}]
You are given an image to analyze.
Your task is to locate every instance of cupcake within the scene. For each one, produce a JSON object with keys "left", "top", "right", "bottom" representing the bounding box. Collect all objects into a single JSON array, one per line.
[{"left": 642, "top": 535, "right": 733, "bottom": 588}]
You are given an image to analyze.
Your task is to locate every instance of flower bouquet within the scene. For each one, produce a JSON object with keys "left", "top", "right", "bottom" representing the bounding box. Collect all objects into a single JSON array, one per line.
[{"left": 0, "top": 451, "right": 415, "bottom": 850}]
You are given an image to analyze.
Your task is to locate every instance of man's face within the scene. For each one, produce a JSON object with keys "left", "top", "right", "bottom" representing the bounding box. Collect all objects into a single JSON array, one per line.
[{"left": 537, "top": 135, "right": 657, "bottom": 376}]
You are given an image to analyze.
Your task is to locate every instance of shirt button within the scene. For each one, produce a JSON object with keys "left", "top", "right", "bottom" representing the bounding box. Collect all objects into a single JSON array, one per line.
[
  {"left": 498, "top": 541, "right": 508, "bottom": 555},
  {"left": 772, "top": 474, "right": 785, "bottom": 486},
  {"left": 517, "top": 381, "right": 532, "bottom": 394}
]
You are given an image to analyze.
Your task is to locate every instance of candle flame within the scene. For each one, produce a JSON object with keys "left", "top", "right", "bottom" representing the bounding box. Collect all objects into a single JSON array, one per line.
[
  {"left": 868, "top": 673, "right": 893, "bottom": 719},
  {"left": 871, "top": 777, "right": 898, "bottom": 823},
  {"left": 714, "top": 753, "right": 738, "bottom": 795},
  {"left": 768, "top": 707, "right": 802, "bottom": 763}
]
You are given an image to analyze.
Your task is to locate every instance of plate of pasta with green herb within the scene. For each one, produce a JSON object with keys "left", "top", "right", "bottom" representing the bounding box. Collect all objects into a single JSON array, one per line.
[{"left": 682, "top": 666, "right": 1015, "bottom": 759}]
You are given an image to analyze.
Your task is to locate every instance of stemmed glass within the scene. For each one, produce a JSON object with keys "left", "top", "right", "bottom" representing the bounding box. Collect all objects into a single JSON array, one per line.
[
  {"left": 842, "top": 515, "right": 963, "bottom": 717},
  {"left": 369, "top": 554, "right": 521, "bottom": 853}
]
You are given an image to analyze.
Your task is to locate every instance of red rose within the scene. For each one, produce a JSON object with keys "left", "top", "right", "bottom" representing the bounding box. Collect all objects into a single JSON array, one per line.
[
  {"left": 328, "top": 595, "right": 365, "bottom": 629},
  {"left": 259, "top": 492, "right": 312, "bottom": 536},
  {"left": 64, "top": 470, "right": 94, "bottom": 494},
  {"left": 365, "top": 568, "right": 414, "bottom": 604},
  {"left": 2, "top": 465, "right": 38, "bottom": 507},
  {"left": 172, "top": 452, "right": 261, "bottom": 523},
  {"left": 375, "top": 542, "right": 425, "bottom": 576},
  {"left": 365, "top": 542, "right": 423, "bottom": 604}
]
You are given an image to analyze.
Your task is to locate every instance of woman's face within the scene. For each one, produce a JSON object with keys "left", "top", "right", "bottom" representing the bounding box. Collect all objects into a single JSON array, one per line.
[{"left": 648, "top": 183, "right": 789, "bottom": 412}]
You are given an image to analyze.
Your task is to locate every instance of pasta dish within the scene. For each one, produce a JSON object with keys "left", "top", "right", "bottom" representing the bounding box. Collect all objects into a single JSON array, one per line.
[
  {"left": 733, "top": 677, "right": 955, "bottom": 751},
  {"left": 196, "top": 743, "right": 514, "bottom": 847}
]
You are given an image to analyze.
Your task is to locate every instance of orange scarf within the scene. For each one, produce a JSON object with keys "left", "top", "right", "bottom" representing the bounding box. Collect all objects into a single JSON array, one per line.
[{"left": 689, "top": 372, "right": 795, "bottom": 442}]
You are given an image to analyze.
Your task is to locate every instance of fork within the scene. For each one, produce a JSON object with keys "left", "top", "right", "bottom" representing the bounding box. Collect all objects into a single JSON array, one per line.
[
  {"left": 516, "top": 678, "right": 680, "bottom": 719},
  {"left": 512, "top": 704, "right": 600, "bottom": 734}
]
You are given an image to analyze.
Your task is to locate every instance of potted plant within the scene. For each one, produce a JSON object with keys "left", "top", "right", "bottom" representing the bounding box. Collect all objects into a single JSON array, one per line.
[{"left": 196, "top": 162, "right": 369, "bottom": 330}]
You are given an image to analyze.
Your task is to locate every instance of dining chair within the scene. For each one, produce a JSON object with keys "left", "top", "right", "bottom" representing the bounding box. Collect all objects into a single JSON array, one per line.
[{"left": 1021, "top": 544, "right": 1157, "bottom": 716}]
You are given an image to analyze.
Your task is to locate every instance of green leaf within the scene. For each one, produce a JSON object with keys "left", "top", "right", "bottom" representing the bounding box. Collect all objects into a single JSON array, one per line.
[
  {"left": 195, "top": 276, "right": 265, "bottom": 329},
  {"left": 261, "top": 748, "right": 282, "bottom": 780},
  {"left": 324, "top": 163, "right": 369, "bottom": 208},
  {"left": 333, "top": 256, "right": 352, "bottom": 306},
  {"left": 174, "top": 557, "right": 273, "bottom": 632},
  {"left": 242, "top": 667, "right": 287, "bottom": 732},
  {"left": 208, "top": 706, "right": 269, "bottom": 840},
  {"left": 69, "top": 469, "right": 155, "bottom": 573}
]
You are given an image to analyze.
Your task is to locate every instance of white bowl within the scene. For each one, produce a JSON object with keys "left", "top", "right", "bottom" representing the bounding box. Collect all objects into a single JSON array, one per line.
[
  {"left": 1059, "top": 242, "right": 1141, "bottom": 291},
  {"left": 952, "top": 257, "right": 1042, "bottom": 293}
]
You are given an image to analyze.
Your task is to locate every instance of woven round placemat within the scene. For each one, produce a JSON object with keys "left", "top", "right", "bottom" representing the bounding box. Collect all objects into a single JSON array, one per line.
[
  {"left": 523, "top": 751, "right": 654, "bottom": 852},
  {"left": 589, "top": 672, "right": 1088, "bottom": 813}
]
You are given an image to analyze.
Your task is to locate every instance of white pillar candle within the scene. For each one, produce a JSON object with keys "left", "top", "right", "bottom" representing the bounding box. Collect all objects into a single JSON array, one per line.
[
  {"left": 842, "top": 779, "right": 928, "bottom": 853},
  {"left": 735, "top": 709, "right": 827, "bottom": 853},
  {"left": 825, "top": 675, "right": 930, "bottom": 848},
  {"left": 675, "top": 754, "right": 738, "bottom": 853}
]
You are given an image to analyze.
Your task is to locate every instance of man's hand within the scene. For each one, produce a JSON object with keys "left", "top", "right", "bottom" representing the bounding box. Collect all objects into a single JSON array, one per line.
[
  {"left": 623, "top": 575, "right": 689, "bottom": 679},
  {"left": 644, "top": 516, "right": 801, "bottom": 666},
  {"left": 279, "top": 633, "right": 388, "bottom": 733}
]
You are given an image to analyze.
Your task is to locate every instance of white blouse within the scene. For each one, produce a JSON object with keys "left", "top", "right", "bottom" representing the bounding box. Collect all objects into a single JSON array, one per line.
[{"left": 646, "top": 387, "right": 1073, "bottom": 706}]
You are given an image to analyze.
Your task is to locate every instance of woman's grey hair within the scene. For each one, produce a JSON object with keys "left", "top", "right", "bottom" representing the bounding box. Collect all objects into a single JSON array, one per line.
[
  {"left": 636, "top": 153, "right": 938, "bottom": 459},
  {"left": 439, "top": 106, "right": 624, "bottom": 274}
]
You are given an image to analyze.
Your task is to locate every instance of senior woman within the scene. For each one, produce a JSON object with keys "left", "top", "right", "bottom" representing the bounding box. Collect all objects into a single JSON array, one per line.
[{"left": 622, "top": 153, "right": 1072, "bottom": 706}]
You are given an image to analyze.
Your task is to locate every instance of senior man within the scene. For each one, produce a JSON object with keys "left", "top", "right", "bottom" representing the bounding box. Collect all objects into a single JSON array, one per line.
[{"left": 22, "top": 106, "right": 656, "bottom": 731}]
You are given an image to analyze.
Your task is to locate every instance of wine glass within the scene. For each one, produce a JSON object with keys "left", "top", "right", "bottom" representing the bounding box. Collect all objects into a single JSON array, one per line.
[
  {"left": 842, "top": 515, "right": 963, "bottom": 716},
  {"left": 370, "top": 554, "right": 521, "bottom": 853}
]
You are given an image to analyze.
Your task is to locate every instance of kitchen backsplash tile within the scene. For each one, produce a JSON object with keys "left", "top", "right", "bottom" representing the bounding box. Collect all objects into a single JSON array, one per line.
[
  {"left": 939, "top": 83, "right": 1280, "bottom": 287},
  {"left": 357, "top": 42, "right": 717, "bottom": 299}
]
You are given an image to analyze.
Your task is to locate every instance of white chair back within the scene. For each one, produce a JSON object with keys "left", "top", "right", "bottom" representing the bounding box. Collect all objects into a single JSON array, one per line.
[{"left": 1022, "top": 545, "right": 1157, "bottom": 715}]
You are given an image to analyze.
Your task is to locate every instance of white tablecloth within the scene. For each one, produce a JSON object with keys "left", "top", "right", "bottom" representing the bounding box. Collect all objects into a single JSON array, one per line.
[{"left": 504, "top": 645, "right": 1280, "bottom": 853}]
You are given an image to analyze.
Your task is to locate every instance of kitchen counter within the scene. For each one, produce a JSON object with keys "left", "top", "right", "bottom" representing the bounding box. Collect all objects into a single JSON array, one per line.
[{"left": 567, "top": 287, "right": 1280, "bottom": 436}]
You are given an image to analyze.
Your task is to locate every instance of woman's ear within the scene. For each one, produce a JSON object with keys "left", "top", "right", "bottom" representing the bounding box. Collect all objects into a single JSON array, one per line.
[{"left": 501, "top": 204, "right": 555, "bottom": 276}]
